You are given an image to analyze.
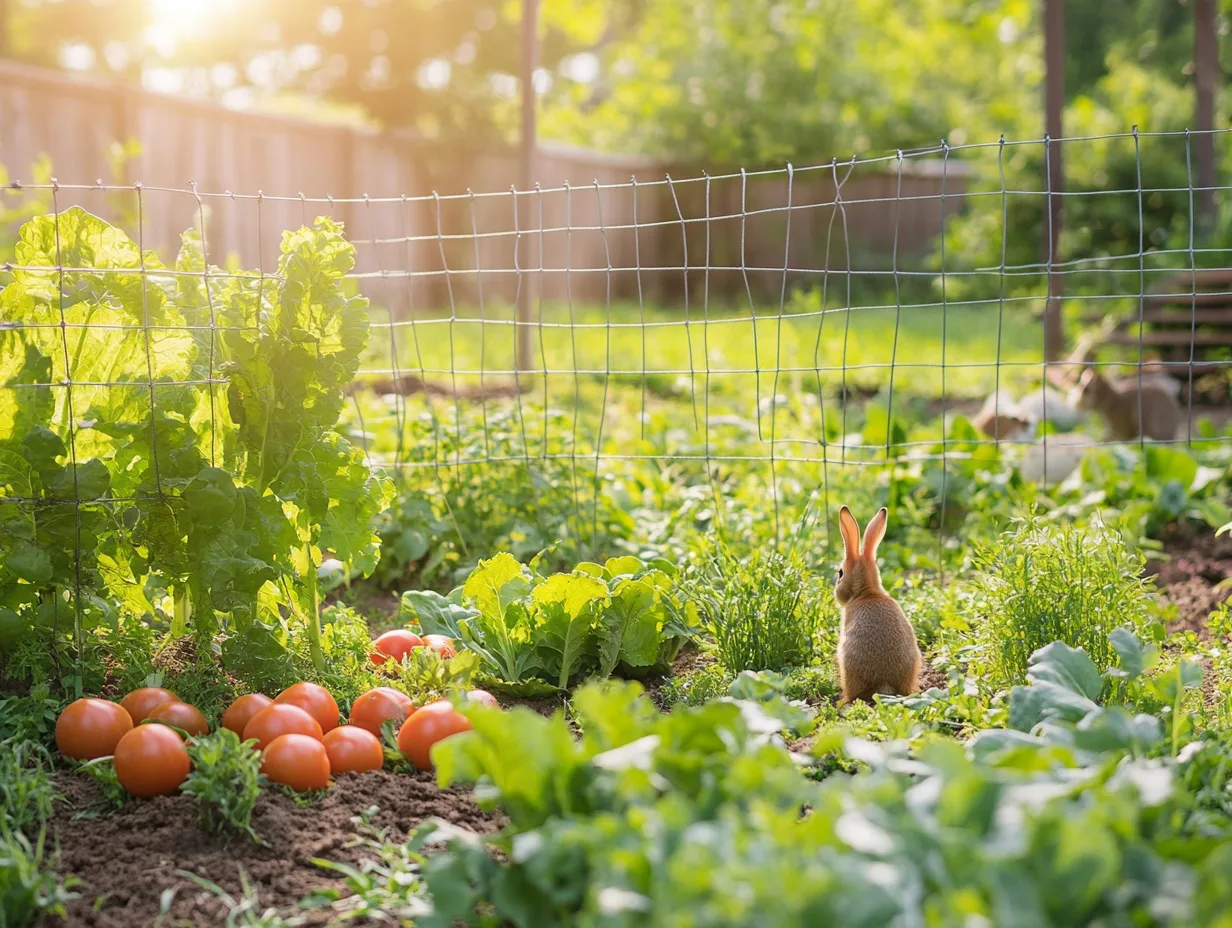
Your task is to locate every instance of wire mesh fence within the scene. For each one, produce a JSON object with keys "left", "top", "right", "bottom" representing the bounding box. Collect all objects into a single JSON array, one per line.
[{"left": 2, "top": 129, "right": 1231, "bottom": 600}]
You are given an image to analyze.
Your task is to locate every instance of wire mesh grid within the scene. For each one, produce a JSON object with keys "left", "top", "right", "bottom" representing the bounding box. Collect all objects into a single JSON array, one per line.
[{"left": 2, "top": 128, "right": 1231, "bottom": 592}]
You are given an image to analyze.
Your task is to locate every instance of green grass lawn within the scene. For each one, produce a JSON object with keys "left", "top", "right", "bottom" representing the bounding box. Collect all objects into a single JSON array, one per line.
[{"left": 363, "top": 297, "right": 1046, "bottom": 403}]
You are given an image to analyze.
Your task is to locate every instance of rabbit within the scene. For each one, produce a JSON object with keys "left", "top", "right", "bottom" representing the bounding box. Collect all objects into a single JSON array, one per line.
[
  {"left": 834, "top": 506, "right": 922, "bottom": 705},
  {"left": 1068, "top": 368, "right": 1180, "bottom": 442},
  {"left": 971, "top": 390, "right": 1032, "bottom": 440}
]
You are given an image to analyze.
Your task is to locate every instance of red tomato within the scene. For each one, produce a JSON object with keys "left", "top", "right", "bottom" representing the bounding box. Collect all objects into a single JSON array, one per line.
[
  {"left": 349, "top": 687, "right": 414, "bottom": 737},
  {"left": 243, "top": 703, "right": 323, "bottom": 751},
  {"left": 113, "top": 724, "right": 191, "bottom": 798},
  {"left": 55, "top": 698, "right": 134, "bottom": 760},
  {"left": 120, "top": 687, "right": 178, "bottom": 724},
  {"left": 274, "top": 682, "right": 339, "bottom": 733},
  {"left": 423, "top": 634, "right": 457, "bottom": 659},
  {"left": 369, "top": 629, "right": 424, "bottom": 666},
  {"left": 465, "top": 689, "right": 500, "bottom": 709},
  {"left": 221, "top": 693, "right": 274, "bottom": 736},
  {"left": 261, "top": 733, "right": 331, "bottom": 792},
  {"left": 323, "top": 726, "right": 384, "bottom": 775},
  {"left": 147, "top": 700, "right": 210, "bottom": 737},
  {"left": 397, "top": 701, "right": 472, "bottom": 770}
]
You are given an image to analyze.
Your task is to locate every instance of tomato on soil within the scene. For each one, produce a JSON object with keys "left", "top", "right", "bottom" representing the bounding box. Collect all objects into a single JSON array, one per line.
[
  {"left": 55, "top": 698, "right": 134, "bottom": 760},
  {"left": 274, "top": 682, "right": 339, "bottom": 733},
  {"left": 113, "top": 724, "right": 191, "bottom": 798},
  {"left": 397, "top": 701, "right": 472, "bottom": 770},
  {"left": 423, "top": 634, "right": 457, "bottom": 659},
  {"left": 369, "top": 629, "right": 424, "bottom": 666},
  {"left": 349, "top": 687, "right": 414, "bottom": 737},
  {"left": 261, "top": 733, "right": 331, "bottom": 792},
  {"left": 322, "top": 726, "right": 384, "bottom": 775},
  {"left": 120, "top": 688, "right": 178, "bottom": 724},
  {"left": 243, "top": 703, "right": 324, "bottom": 751},
  {"left": 465, "top": 689, "right": 500, "bottom": 708},
  {"left": 146, "top": 700, "right": 210, "bottom": 737},
  {"left": 222, "top": 693, "right": 274, "bottom": 736}
]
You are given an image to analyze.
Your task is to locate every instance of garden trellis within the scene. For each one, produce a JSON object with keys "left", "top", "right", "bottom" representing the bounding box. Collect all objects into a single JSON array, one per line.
[{"left": 2, "top": 128, "right": 1231, "bottom": 610}]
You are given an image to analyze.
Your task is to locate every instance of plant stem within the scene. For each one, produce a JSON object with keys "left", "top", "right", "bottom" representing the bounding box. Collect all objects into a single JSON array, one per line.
[
  {"left": 172, "top": 586, "right": 192, "bottom": 637},
  {"left": 303, "top": 543, "right": 324, "bottom": 672}
]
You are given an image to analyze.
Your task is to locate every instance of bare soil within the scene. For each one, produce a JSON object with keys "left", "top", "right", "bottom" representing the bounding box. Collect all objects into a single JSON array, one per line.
[
  {"left": 42, "top": 769, "right": 500, "bottom": 928},
  {"left": 1148, "top": 526, "right": 1232, "bottom": 638}
]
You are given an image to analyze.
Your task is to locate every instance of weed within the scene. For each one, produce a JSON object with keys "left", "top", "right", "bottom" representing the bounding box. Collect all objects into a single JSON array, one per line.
[
  {"left": 0, "top": 686, "right": 63, "bottom": 746},
  {"left": 165, "top": 869, "right": 299, "bottom": 928},
  {"left": 691, "top": 544, "right": 820, "bottom": 673},
  {"left": 0, "top": 742, "right": 57, "bottom": 834},
  {"left": 72, "top": 759, "right": 128, "bottom": 811},
  {"left": 658, "top": 661, "right": 734, "bottom": 708},
  {"left": 182, "top": 730, "right": 265, "bottom": 843},
  {"left": 0, "top": 826, "right": 79, "bottom": 926},
  {"left": 304, "top": 821, "right": 431, "bottom": 922},
  {"left": 973, "top": 512, "right": 1154, "bottom": 688}
]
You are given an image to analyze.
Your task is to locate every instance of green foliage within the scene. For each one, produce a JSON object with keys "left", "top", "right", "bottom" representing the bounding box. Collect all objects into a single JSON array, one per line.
[
  {"left": 305, "top": 819, "right": 431, "bottom": 923},
  {"left": 690, "top": 543, "right": 821, "bottom": 673},
  {"left": 974, "top": 513, "right": 1154, "bottom": 688},
  {"left": 0, "top": 687, "right": 63, "bottom": 746},
  {"left": 400, "top": 633, "right": 1232, "bottom": 927},
  {"left": 182, "top": 729, "right": 266, "bottom": 843},
  {"left": 165, "top": 869, "right": 294, "bottom": 928},
  {"left": 549, "top": 0, "right": 1039, "bottom": 165},
  {"left": 0, "top": 207, "right": 389, "bottom": 678},
  {"left": 0, "top": 742, "right": 56, "bottom": 836},
  {"left": 0, "top": 828, "right": 79, "bottom": 928},
  {"left": 401, "top": 552, "right": 696, "bottom": 694}
]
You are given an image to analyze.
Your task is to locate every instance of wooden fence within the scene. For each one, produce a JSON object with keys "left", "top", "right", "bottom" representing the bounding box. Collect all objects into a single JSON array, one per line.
[{"left": 0, "top": 59, "right": 969, "bottom": 313}]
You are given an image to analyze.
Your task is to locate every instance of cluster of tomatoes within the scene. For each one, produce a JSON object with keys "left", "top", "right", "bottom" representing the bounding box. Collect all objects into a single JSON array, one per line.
[
  {"left": 54, "top": 672, "right": 498, "bottom": 800},
  {"left": 369, "top": 628, "right": 457, "bottom": 664}
]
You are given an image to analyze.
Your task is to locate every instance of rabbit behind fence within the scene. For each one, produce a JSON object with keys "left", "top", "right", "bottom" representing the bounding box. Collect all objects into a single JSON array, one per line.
[
  {"left": 834, "top": 506, "right": 922, "bottom": 705},
  {"left": 1069, "top": 368, "right": 1180, "bottom": 442}
]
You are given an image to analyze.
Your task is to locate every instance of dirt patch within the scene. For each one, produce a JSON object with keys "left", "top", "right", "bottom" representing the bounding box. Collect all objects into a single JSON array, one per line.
[
  {"left": 44, "top": 768, "right": 500, "bottom": 928},
  {"left": 1147, "top": 527, "right": 1232, "bottom": 637},
  {"left": 918, "top": 659, "right": 948, "bottom": 692},
  {"left": 327, "top": 586, "right": 402, "bottom": 629}
]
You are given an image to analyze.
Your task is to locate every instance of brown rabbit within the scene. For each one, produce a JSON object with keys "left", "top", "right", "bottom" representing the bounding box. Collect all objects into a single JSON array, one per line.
[
  {"left": 834, "top": 506, "right": 922, "bottom": 705},
  {"left": 1068, "top": 368, "right": 1179, "bottom": 442}
]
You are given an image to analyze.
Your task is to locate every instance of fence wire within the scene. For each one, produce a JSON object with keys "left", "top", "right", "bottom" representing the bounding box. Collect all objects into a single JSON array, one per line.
[{"left": 2, "top": 129, "right": 1231, "bottom": 590}]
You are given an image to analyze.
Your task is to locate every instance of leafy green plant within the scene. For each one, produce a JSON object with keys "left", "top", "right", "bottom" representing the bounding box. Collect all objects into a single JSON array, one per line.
[
  {"left": 0, "top": 827, "right": 79, "bottom": 928},
  {"left": 400, "top": 553, "right": 696, "bottom": 695},
  {"left": 182, "top": 729, "right": 266, "bottom": 843},
  {"left": 0, "top": 207, "right": 390, "bottom": 677},
  {"left": 973, "top": 513, "right": 1154, "bottom": 688},
  {"left": 690, "top": 544, "right": 820, "bottom": 673},
  {"left": 0, "top": 743, "right": 56, "bottom": 835}
]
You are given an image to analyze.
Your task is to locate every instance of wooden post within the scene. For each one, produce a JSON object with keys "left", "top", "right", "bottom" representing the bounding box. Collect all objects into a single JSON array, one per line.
[
  {"left": 517, "top": 0, "right": 539, "bottom": 376},
  {"left": 1043, "top": 0, "right": 1065, "bottom": 362},
  {"left": 1194, "top": 0, "right": 1218, "bottom": 238}
]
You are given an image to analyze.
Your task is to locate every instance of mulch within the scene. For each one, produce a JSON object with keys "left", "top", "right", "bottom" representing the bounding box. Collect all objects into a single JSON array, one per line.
[{"left": 42, "top": 769, "right": 501, "bottom": 928}]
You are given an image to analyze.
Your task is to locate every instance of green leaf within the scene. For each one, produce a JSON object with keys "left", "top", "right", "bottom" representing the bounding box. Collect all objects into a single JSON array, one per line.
[
  {"left": 7, "top": 545, "right": 52, "bottom": 586},
  {"left": 1009, "top": 681, "right": 1099, "bottom": 733},
  {"left": 598, "top": 577, "right": 663, "bottom": 676},
  {"left": 463, "top": 552, "right": 531, "bottom": 622},
  {"left": 183, "top": 467, "right": 238, "bottom": 526},
  {"left": 1026, "top": 641, "right": 1103, "bottom": 701},
  {"left": 533, "top": 572, "right": 608, "bottom": 688},
  {"left": 20, "top": 426, "right": 65, "bottom": 468},
  {"left": 1144, "top": 446, "right": 1198, "bottom": 488},
  {"left": 1107, "top": 627, "right": 1152, "bottom": 681},
  {"left": 400, "top": 589, "right": 480, "bottom": 637}
]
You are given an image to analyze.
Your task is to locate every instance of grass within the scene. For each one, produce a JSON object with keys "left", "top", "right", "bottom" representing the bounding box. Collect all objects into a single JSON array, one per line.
[
  {"left": 364, "top": 298, "right": 1046, "bottom": 403},
  {"left": 691, "top": 543, "right": 822, "bottom": 673},
  {"left": 972, "top": 513, "right": 1157, "bottom": 688}
]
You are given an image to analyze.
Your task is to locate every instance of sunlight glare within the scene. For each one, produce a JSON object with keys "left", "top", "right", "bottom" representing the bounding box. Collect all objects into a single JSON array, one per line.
[{"left": 148, "top": 0, "right": 240, "bottom": 38}]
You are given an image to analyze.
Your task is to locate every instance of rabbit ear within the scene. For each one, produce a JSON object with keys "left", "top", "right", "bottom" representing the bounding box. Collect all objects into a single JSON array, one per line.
[
  {"left": 861, "top": 508, "right": 888, "bottom": 560},
  {"left": 838, "top": 506, "right": 861, "bottom": 559}
]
